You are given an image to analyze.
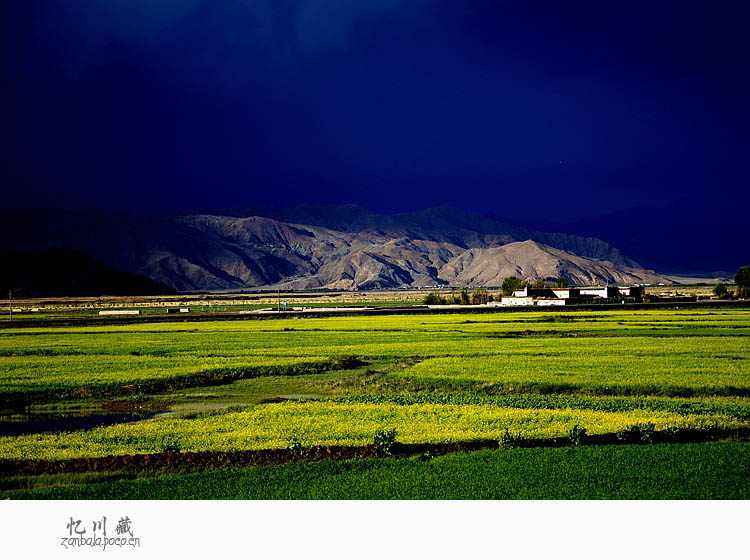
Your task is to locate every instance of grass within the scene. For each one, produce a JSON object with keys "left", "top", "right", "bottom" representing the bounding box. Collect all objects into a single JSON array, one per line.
[
  {"left": 1, "top": 310, "right": 748, "bottom": 402},
  {"left": 394, "top": 338, "right": 750, "bottom": 396},
  {"left": 5, "top": 442, "right": 748, "bottom": 499},
  {"left": 0, "top": 356, "right": 348, "bottom": 410},
  {"left": 1, "top": 307, "right": 748, "bottom": 499},
  {"left": 334, "top": 393, "right": 750, "bottom": 420}
]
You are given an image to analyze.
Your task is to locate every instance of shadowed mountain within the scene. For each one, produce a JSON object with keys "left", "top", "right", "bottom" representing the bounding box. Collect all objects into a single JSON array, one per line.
[
  {"left": 1, "top": 249, "right": 176, "bottom": 298},
  {"left": 490, "top": 199, "right": 748, "bottom": 275},
  {"left": 0, "top": 206, "right": 669, "bottom": 291}
]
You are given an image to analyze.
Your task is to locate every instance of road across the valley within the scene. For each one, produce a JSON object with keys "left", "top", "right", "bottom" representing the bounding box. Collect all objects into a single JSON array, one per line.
[{"left": 1, "top": 299, "right": 748, "bottom": 329}]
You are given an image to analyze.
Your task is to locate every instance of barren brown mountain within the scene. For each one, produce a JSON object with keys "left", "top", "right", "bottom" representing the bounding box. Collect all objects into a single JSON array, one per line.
[{"left": 0, "top": 206, "right": 669, "bottom": 290}]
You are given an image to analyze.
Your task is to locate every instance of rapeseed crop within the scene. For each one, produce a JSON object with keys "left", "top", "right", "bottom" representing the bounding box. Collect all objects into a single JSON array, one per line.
[{"left": 1, "top": 401, "right": 745, "bottom": 460}]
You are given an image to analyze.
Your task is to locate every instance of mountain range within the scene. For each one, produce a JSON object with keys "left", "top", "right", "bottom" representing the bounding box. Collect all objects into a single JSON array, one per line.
[{"left": 0, "top": 205, "right": 670, "bottom": 292}]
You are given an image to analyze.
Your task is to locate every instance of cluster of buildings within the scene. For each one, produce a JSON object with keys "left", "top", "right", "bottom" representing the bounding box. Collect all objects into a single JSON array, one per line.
[{"left": 492, "top": 285, "right": 645, "bottom": 307}]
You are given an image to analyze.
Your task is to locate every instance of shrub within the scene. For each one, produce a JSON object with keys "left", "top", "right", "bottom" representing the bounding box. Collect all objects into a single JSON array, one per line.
[
  {"left": 568, "top": 424, "right": 587, "bottom": 446},
  {"left": 159, "top": 435, "right": 181, "bottom": 454},
  {"left": 459, "top": 288, "right": 470, "bottom": 305},
  {"left": 713, "top": 283, "right": 729, "bottom": 298},
  {"left": 287, "top": 437, "right": 303, "bottom": 452},
  {"left": 423, "top": 291, "right": 445, "bottom": 305},
  {"left": 471, "top": 288, "right": 491, "bottom": 305},
  {"left": 501, "top": 276, "right": 522, "bottom": 296},
  {"left": 499, "top": 429, "right": 521, "bottom": 449},
  {"left": 373, "top": 428, "right": 398, "bottom": 456},
  {"left": 616, "top": 423, "right": 656, "bottom": 444},
  {"left": 331, "top": 355, "right": 365, "bottom": 369},
  {"left": 639, "top": 422, "right": 656, "bottom": 443},
  {"left": 665, "top": 426, "right": 682, "bottom": 441},
  {"left": 735, "top": 266, "right": 750, "bottom": 298},
  {"left": 286, "top": 436, "right": 313, "bottom": 458},
  {"left": 616, "top": 426, "right": 635, "bottom": 442}
]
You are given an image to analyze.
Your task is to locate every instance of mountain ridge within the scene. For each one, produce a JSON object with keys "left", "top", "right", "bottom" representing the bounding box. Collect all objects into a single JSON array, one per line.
[{"left": 0, "top": 206, "right": 669, "bottom": 291}]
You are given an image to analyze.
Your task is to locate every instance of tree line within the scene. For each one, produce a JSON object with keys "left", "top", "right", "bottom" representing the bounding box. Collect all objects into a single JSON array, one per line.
[
  {"left": 423, "top": 266, "right": 750, "bottom": 305},
  {"left": 423, "top": 275, "right": 570, "bottom": 305},
  {"left": 714, "top": 266, "right": 750, "bottom": 299}
]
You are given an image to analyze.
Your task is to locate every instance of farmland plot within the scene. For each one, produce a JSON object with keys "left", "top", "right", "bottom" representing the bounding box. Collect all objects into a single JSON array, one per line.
[{"left": 0, "top": 308, "right": 748, "bottom": 498}]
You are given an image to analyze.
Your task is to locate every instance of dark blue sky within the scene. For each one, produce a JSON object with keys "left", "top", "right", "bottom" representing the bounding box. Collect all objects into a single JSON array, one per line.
[{"left": 2, "top": 1, "right": 749, "bottom": 220}]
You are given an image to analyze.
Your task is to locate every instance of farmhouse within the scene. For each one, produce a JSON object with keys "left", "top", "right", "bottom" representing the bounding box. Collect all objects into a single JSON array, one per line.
[
  {"left": 500, "top": 296, "right": 534, "bottom": 306},
  {"left": 512, "top": 287, "right": 549, "bottom": 298},
  {"left": 512, "top": 287, "right": 581, "bottom": 299},
  {"left": 578, "top": 286, "right": 621, "bottom": 299},
  {"left": 535, "top": 298, "right": 567, "bottom": 306},
  {"left": 498, "top": 284, "right": 644, "bottom": 307},
  {"left": 552, "top": 288, "right": 581, "bottom": 299},
  {"left": 619, "top": 286, "right": 644, "bottom": 298}
]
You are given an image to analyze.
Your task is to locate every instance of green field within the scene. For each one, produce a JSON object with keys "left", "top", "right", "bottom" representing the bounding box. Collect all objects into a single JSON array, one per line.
[
  {"left": 1, "top": 308, "right": 748, "bottom": 498},
  {"left": 5, "top": 443, "right": 748, "bottom": 500}
]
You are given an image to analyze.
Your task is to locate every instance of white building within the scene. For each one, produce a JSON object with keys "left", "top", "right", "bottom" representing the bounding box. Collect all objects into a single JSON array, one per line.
[
  {"left": 536, "top": 298, "right": 566, "bottom": 306},
  {"left": 579, "top": 287, "right": 620, "bottom": 298},
  {"left": 501, "top": 296, "right": 534, "bottom": 306}
]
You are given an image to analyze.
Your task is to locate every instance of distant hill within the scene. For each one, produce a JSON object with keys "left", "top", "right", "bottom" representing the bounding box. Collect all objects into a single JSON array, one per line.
[
  {"left": 1, "top": 249, "right": 176, "bottom": 297},
  {"left": 491, "top": 199, "right": 748, "bottom": 275},
  {"left": 0, "top": 206, "right": 669, "bottom": 291},
  {"left": 437, "top": 241, "right": 666, "bottom": 287}
]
